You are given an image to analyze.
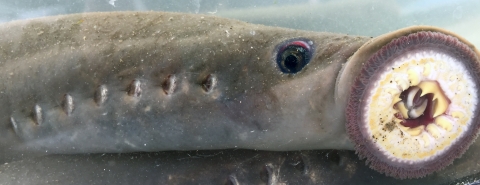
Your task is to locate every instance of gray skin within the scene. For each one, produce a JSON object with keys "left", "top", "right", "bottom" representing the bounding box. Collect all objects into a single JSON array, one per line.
[
  {"left": 0, "top": 11, "right": 368, "bottom": 162},
  {"left": 1, "top": 12, "right": 480, "bottom": 184},
  {"left": 2, "top": 147, "right": 480, "bottom": 185}
]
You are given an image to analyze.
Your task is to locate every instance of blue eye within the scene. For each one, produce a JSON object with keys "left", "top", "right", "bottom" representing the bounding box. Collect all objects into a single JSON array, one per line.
[{"left": 275, "top": 39, "right": 313, "bottom": 74}]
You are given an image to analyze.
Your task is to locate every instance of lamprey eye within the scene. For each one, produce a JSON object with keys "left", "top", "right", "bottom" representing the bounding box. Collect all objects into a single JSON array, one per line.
[
  {"left": 346, "top": 29, "right": 480, "bottom": 179},
  {"left": 275, "top": 39, "right": 313, "bottom": 74}
]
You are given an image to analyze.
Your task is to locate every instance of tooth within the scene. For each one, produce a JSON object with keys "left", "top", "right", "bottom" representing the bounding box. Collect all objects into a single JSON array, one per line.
[
  {"left": 432, "top": 99, "right": 449, "bottom": 118},
  {"left": 408, "top": 99, "right": 427, "bottom": 119},
  {"left": 423, "top": 63, "right": 432, "bottom": 76},
  {"left": 408, "top": 69, "right": 420, "bottom": 86},
  {"left": 418, "top": 81, "right": 435, "bottom": 97},
  {"left": 422, "top": 133, "right": 430, "bottom": 147},
  {"left": 406, "top": 87, "right": 420, "bottom": 108},
  {"left": 451, "top": 111, "right": 465, "bottom": 119},
  {"left": 395, "top": 77, "right": 409, "bottom": 91},
  {"left": 448, "top": 74, "right": 462, "bottom": 82},
  {"left": 393, "top": 117, "right": 404, "bottom": 123},
  {"left": 426, "top": 124, "right": 441, "bottom": 138},
  {"left": 435, "top": 116, "right": 453, "bottom": 131},
  {"left": 417, "top": 81, "right": 449, "bottom": 117},
  {"left": 392, "top": 94, "right": 402, "bottom": 104},
  {"left": 406, "top": 125, "right": 424, "bottom": 136},
  {"left": 457, "top": 84, "right": 465, "bottom": 92},
  {"left": 395, "top": 102, "right": 409, "bottom": 119},
  {"left": 385, "top": 86, "right": 401, "bottom": 95}
]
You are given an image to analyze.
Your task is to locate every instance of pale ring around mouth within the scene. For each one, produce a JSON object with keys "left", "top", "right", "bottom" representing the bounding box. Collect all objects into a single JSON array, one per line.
[{"left": 346, "top": 27, "right": 480, "bottom": 179}]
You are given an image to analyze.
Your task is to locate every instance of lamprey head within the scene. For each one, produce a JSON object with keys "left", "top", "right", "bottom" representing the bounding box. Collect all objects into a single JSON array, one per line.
[{"left": 344, "top": 26, "right": 480, "bottom": 179}]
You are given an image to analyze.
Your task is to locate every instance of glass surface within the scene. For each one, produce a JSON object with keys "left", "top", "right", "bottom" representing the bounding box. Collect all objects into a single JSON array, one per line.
[
  {"left": 0, "top": 0, "right": 478, "bottom": 47},
  {"left": 0, "top": 0, "right": 479, "bottom": 184}
]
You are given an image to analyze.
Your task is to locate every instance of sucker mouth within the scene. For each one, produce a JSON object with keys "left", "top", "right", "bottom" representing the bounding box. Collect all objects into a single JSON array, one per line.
[
  {"left": 345, "top": 28, "right": 480, "bottom": 179},
  {"left": 367, "top": 48, "right": 476, "bottom": 157}
]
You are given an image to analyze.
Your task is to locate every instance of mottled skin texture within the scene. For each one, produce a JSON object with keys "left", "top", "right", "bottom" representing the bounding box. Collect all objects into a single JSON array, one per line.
[
  {"left": 0, "top": 12, "right": 369, "bottom": 162},
  {"left": 1, "top": 12, "right": 480, "bottom": 183},
  {"left": 2, "top": 149, "right": 480, "bottom": 185}
]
